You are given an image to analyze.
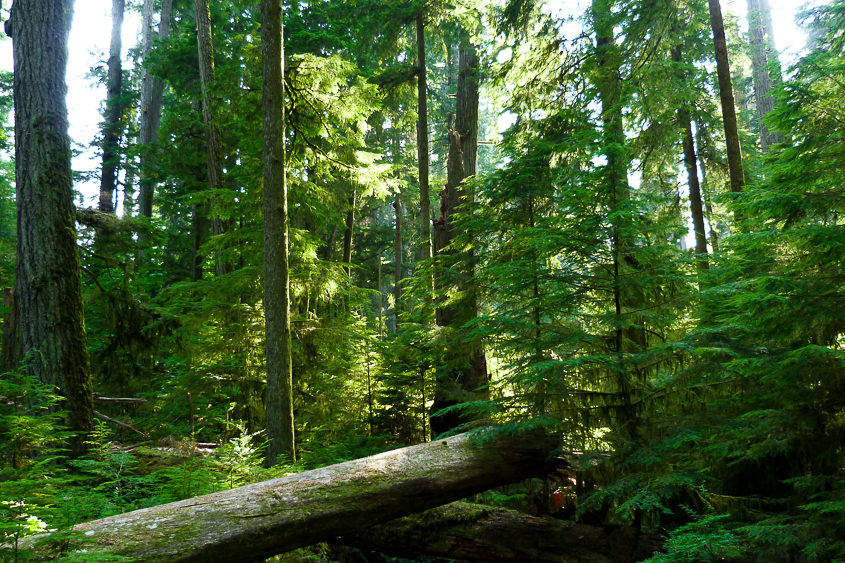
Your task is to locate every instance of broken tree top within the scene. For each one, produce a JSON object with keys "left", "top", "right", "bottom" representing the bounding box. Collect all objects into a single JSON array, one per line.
[{"left": 25, "top": 428, "right": 561, "bottom": 562}]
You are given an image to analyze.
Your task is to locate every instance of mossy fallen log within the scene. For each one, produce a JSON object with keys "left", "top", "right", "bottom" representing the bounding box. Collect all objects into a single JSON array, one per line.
[
  {"left": 340, "top": 501, "right": 664, "bottom": 562},
  {"left": 24, "top": 428, "right": 560, "bottom": 562}
]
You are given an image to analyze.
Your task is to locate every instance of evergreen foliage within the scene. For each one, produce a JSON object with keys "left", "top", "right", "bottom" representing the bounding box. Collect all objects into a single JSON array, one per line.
[{"left": 0, "top": 0, "right": 843, "bottom": 560}]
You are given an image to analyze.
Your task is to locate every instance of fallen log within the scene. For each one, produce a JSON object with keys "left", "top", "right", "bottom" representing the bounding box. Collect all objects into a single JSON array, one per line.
[
  {"left": 25, "top": 428, "right": 560, "bottom": 562},
  {"left": 340, "top": 501, "right": 664, "bottom": 562}
]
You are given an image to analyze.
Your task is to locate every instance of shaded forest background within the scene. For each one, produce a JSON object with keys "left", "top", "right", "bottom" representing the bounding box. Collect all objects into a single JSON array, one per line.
[{"left": 1, "top": 0, "right": 844, "bottom": 560}]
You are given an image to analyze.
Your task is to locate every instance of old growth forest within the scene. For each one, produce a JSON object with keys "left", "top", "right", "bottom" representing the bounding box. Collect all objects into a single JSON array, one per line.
[{"left": 1, "top": 0, "right": 844, "bottom": 560}]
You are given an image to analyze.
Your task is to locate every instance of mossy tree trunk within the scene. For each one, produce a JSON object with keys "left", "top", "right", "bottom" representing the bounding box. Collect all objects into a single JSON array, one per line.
[
  {"left": 24, "top": 430, "right": 560, "bottom": 562},
  {"left": 430, "top": 41, "right": 488, "bottom": 437},
  {"left": 8, "top": 0, "right": 93, "bottom": 457},
  {"left": 262, "top": 0, "right": 295, "bottom": 465}
]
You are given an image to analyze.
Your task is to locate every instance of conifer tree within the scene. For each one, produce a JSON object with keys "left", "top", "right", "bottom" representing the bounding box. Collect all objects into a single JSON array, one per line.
[
  {"left": 263, "top": 0, "right": 295, "bottom": 464},
  {"left": 7, "top": 0, "right": 93, "bottom": 457},
  {"left": 707, "top": 0, "right": 745, "bottom": 193},
  {"left": 98, "top": 0, "right": 125, "bottom": 215}
]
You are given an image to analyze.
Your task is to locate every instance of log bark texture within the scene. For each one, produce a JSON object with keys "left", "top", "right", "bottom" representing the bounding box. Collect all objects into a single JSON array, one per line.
[
  {"left": 341, "top": 501, "right": 664, "bottom": 562},
  {"left": 26, "top": 429, "right": 559, "bottom": 562}
]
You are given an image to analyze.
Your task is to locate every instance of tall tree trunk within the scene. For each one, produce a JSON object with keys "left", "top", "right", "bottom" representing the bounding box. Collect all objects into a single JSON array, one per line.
[
  {"left": 672, "top": 44, "right": 709, "bottom": 270},
  {"left": 8, "top": 0, "right": 93, "bottom": 457},
  {"left": 592, "top": 0, "right": 641, "bottom": 437},
  {"left": 759, "top": 0, "right": 782, "bottom": 82},
  {"left": 416, "top": 14, "right": 432, "bottom": 269},
  {"left": 456, "top": 42, "right": 479, "bottom": 178},
  {"left": 746, "top": 0, "right": 781, "bottom": 152},
  {"left": 393, "top": 196, "right": 402, "bottom": 323},
  {"left": 593, "top": 0, "right": 628, "bottom": 355},
  {"left": 262, "top": 0, "right": 295, "bottom": 465},
  {"left": 138, "top": 0, "right": 172, "bottom": 219},
  {"left": 193, "top": 0, "right": 227, "bottom": 275},
  {"left": 190, "top": 203, "right": 208, "bottom": 282},
  {"left": 430, "top": 40, "right": 488, "bottom": 437},
  {"left": 707, "top": 0, "right": 745, "bottom": 193},
  {"left": 98, "top": 0, "right": 125, "bottom": 214}
]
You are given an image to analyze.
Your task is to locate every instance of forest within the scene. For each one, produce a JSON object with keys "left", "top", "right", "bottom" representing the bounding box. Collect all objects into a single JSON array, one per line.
[{"left": 1, "top": 0, "right": 844, "bottom": 560}]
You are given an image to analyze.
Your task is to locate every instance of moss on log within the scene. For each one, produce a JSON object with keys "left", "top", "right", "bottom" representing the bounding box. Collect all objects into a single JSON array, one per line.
[{"left": 25, "top": 428, "right": 560, "bottom": 562}]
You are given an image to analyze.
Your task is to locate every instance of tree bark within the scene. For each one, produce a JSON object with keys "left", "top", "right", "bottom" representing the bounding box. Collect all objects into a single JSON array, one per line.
[
  {"left": 456, "top": 42, "right": 479, "bottom": 179},
  {"left": 262, "top": 0, "right": 295, "bottom": 465},
  {"left": 392, "top": 196, "right": 402, "bottom": 322},
  {"left": 707, "top": 0, "right": 745, "bottom": 193},
  {"left": 695, "top": 122, "right": 720, "bottom": 253},
  {"left": 341, "top": 502, "right": 664, "bottom": 563},
  {"left": 138, "top": 0, "right": 173, "bottom": 219},
  {"left": 429, "top": 39, "right": 488, "bottom": 437},
  {"left": 193, "top": 0, "right": 227, "bottom": 275},
  {"left": 672, "top": 44, "right": 709, "bottom": 270},
  {"left": 591, "top": 0, "right": 643, "bottom": 438},
  {"left": 24, "top": 429, "right": 560, "bottom": 562},
  {"left": 416, "top": 13, "right": 432, "bottom": 271},
  {"left": 746, "top": 0, "right": 781, "bottom": 152},
  {"left": 98, "top": 0, "right": 125, "bottom": 215},
  {"left": 8, "top": 0, "right": 93, "bottom": 457}
]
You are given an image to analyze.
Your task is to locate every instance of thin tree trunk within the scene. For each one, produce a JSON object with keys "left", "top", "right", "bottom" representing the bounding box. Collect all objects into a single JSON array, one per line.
[
  {"left": 8, "top": 0, "right": 93, "bottom": 457},
  {"left": 138, "top": 0, "right": 172, "bottom": 219},
  {"left": 191, "top": 203, "right": 208, "bottom": 282},
  {"left": 708, "top": 0, "right": 745, "bottom": 193},
  {"left": 377, "top": 251, "right": 383, "bottom": 339},
  {"left": 696, "top": 122, "right": 721, "bottom": 252},
  {"left": 672, "top": 44, "right": 709, "bottom": 269},
  {"left": 262, "top": 0, "right": 295, "bottom": 465},
  {"left": 416, "top": 13, "right": 432, "bottom": 268},
  {"left": 342, "top": 190, "right": 354, "bottom": 274},
  {"left": 121, "top": 131, "right": 136, "bottom": 217},
  {"left": 98, "top": 0, "right": 125, "bottom": 214},
  {"left": 323, "top": 225, "right": 337, "bottom": 261},
  {"left": 393, "top": 196, "right": 402, "bottom": 323},
  {"left": 23, "top": 430, "right": 560, "bottom": 562},
  {"left": 746, "top": 0, "right": 781, "bottom": 152},
  {"left": 193, "top": 0, "right": 227, "bottom": 275}
]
